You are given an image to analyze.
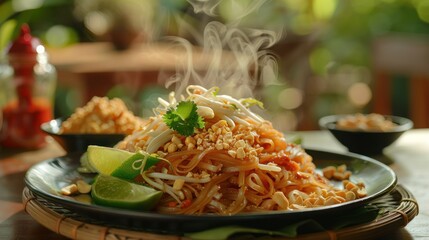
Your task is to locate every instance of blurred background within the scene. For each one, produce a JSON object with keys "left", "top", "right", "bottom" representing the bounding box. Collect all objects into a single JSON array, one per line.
[{"left": 1, "top": 0, "right": 429, "bottom": 131}]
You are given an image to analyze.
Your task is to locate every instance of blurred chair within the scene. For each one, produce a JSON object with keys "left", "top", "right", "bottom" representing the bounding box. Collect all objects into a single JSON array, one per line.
[{"left": 372, "top": 34, "right": 429, "bottom": 128}]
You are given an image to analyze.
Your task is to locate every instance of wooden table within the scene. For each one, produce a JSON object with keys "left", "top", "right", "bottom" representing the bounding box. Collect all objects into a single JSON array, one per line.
[
  {"left": 1, "top": 130, "right": 428, "bottom": 239},
  {"left": 48, "top": 43, "right": 241, "bottom": 104}
]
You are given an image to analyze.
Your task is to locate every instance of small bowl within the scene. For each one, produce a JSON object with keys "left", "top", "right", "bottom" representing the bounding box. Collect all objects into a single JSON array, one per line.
[
  {"left": 319, "top": 114, "right": 413, "bottom": 155},
  {"left": 41, "top": 118, "right": 126, "bottom": 153}
]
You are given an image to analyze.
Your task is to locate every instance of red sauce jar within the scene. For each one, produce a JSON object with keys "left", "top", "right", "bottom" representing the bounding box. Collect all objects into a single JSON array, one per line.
[{"left": 0, "top": 24, "right": 56, "bottom": 149}]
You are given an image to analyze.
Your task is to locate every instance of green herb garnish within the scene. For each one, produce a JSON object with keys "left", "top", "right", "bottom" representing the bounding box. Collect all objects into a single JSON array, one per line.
[
  {"left": 229, "top": 104, "right": 238, "bottom": 110},
  {"left": 212, "top": 87, "right": 220, "bottom": 96},
  {"left": 163, "top": 100, "right": 205, "bottom": 136},
  {"left": 240, "top": 98, "right": 264, "bottom": 109}
]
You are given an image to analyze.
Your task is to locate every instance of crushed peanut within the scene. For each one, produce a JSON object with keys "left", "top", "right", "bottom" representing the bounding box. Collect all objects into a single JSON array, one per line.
[
  {"left": 161, "top": 119, "right": 264, "bottom": 165},
  {"left": 343, "top": 180, "right": 367, "bottom": 198},
  {"left": 61, "top": 96, "right": 142, "bottom": 134},
  {"left": 61, "top": 180, "right": 92, "bottom": 196},
  {"left": 336, "top": 113, "right": 397, "bottom": 131},
  {"left": 60, "top": 184, "right": 79, "bottom": 196},
  {"left": 322, "top": 164, "right": 352, "bottom": 181},
  {"left": 76, "top": 180, "right": 92, "bottom": 194}
]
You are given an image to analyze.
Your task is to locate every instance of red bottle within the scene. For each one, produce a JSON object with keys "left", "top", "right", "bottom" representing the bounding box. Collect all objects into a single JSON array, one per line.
[{"left": 0, "top": 24, "right": 56, "bottom": 149}]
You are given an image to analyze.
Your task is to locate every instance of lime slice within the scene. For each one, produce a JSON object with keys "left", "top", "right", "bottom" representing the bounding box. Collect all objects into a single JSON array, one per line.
[
  {"left": 91, "top": 174, "right": 162, "bottom": 210},
  {"left": 86, "top": 145, "right": 134, "bottom": 175},
  {"left": 111, "top": 152, "right": 160, "bottom": 180}
]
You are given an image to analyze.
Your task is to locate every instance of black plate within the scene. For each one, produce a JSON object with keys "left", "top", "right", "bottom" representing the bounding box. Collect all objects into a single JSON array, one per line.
[
  {"left": 41, "top": 118, "right": 125, "bottom": 153},
  {"left": 319, "top": 115, "right": 413, "bottom": 155},
  {"left": 24, "top": 149, "right": 396, "bottom": 234}
]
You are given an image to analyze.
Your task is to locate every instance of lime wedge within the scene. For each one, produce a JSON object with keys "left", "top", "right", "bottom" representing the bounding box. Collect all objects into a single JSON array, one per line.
[
  {"left": 91, "top": 174, "right": 162, "bottom": 210},
  {"left": 111, "top": 152, "right": 161, "bottom": 180},
  {"left": 86, "top": 145, "right": 134, "bottom": 175}
]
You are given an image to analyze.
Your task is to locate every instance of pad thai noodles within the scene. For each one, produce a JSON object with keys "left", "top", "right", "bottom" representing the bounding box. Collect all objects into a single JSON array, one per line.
[{"left": 115, "top": 85, "right": 366, "bottom": 215}]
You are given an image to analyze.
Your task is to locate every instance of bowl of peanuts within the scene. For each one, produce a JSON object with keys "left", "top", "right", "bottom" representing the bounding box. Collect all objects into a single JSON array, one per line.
[
  {"left": 319, "top": 113, "right": 413, "bottom": 155},
  {"left": 41, "top": 97, "right": 144, "bottom": 153}
]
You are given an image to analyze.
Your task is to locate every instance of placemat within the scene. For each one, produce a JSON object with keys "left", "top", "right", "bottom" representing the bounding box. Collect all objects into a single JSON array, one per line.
[{"left": 22, "top": 184, "right": 418, "bottom": 240}]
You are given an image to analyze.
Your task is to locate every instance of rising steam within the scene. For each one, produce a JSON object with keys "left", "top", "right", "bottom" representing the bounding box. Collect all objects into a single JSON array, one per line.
[
  {"left": 161, "top": 1, "right": 282, "bottom": 100},
  {"left": 163, "top": 22, "right": 280, "bottom": 98},
  {"left": 187, "top": 0, "right": 268, "bottom": 21}
]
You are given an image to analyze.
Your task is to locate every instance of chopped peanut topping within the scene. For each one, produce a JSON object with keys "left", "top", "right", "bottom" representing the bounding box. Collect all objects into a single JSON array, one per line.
[
  {"left": 323, "top": 164, "right": 352, "bottom": 181},
  {"left": 60, "top": 184, "right": 78, "bottom": 196},
  {"left": 61, "top": 96, "right": 142, "bottom": 134},
  {"left": 162, "top": 119, "right": 265, "bottom": 164}
]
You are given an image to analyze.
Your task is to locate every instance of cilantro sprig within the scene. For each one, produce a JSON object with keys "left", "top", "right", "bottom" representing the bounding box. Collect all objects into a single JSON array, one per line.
[{"left": 163, "top": 101, "right": 205, "bottom": 136}]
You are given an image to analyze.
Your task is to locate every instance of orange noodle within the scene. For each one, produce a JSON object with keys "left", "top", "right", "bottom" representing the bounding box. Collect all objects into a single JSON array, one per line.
[{"left": 116, "top": 85, "right": 367, "bottom": 215}]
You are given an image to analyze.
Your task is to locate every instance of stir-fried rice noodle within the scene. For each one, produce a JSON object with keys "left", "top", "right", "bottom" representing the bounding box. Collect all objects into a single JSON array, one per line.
[{"left": 116, "top": 85, "right": 366, "bottom": 215}]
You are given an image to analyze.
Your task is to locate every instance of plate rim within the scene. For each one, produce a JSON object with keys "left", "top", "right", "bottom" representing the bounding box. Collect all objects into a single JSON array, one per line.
[{"left": 24, "top": 148, "right": 397, "bottom": 227}]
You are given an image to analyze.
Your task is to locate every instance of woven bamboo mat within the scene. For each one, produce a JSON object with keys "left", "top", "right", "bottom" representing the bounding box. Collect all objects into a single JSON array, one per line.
[{"left": 22, "top": 185, "right": 418, "bottom": 240}]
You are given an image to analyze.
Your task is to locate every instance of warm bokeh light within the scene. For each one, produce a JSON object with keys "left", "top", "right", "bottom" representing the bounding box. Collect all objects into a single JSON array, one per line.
[
  {"left": 84, "top": 11, "right": 110, "bottom": 36},
  {"left": 417, "top": 0, "right": 429, "bottom": 23},
  {"left": 45, "top": 25, "right": 77, "bottom": 48},
  {"left": 277, "top": 88, "right": 303, "bottom": 110},
  {"left": 347, "top": 82, "right": 372, "bottom": 107},
  {"left": 11, "top": 0, "right": 43, "bottom": 12},
  {"left": 0, "top": 20, "right": 17, "bottom": 52},
  {"left": 313, "top": 0, "right": 336, "bottom": 20},
  {"left": 272, "top": 111, "right": 298, "bottom": 131}
]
